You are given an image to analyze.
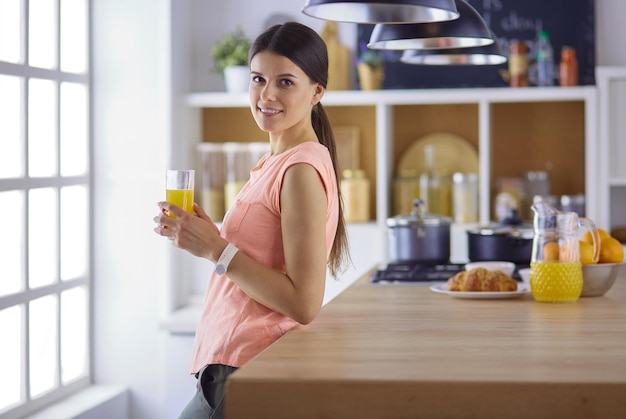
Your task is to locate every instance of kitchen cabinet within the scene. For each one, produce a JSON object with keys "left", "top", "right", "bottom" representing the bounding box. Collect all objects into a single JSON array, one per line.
[
  {"left": 597, "top": 66, "right": 626, "bottom": 232},
  {"left": 178, "top": 87, "right": 598, "bottom": 306},
  {"left": 186, "top": 86, "right": 598, "bottom": 253}
]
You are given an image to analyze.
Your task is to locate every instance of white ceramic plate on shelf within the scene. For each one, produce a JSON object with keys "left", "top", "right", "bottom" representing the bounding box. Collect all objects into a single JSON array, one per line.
[
  {"left": 396, "top": 132, "right": 479, "bottom": 176},
  {"left": 430, "top": 283, "right": 530, "bottom": 300}
]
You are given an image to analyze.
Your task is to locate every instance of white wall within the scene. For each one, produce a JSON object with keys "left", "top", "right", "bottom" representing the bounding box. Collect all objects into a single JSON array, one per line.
[
  {"left": 188, "top": 0, "right": 357, "bottom": 92},
  {"left": 90, "top": 1, "right": 626, "bottom": 419},
  {"left": 92, "top": 0, "right": 170, "bottom": 418}
]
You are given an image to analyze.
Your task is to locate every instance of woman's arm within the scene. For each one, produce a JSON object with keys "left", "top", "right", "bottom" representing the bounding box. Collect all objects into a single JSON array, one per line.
[
  {"left": 154, "top": 162, "right": 330, "bottom": 324},
  {"left": 222, "top": 162, "right": 329, "bottom": 324}
]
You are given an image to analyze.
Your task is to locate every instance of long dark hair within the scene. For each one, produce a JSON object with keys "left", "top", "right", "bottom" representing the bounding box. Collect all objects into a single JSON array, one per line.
[{"left": 249, "top": 22, "right": 349, "bottom": 277}]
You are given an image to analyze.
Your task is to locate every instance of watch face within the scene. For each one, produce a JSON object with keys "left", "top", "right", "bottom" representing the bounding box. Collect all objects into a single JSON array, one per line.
[{"left": 215, "top": 264, "right": 226, "bottom": 275}]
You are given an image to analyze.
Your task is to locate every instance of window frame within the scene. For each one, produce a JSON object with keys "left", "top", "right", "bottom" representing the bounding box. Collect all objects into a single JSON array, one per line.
[{"left": 0, "top": 0, "right": 93, "bottom": 417}]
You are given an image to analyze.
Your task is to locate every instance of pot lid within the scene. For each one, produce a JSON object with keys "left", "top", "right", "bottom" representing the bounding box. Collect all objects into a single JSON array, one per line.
[
  {"left": 468, "top": 223, "right": 534, "bottom": 239},
  {"left": 468, "top": 208, "right": 533, "bottom": 238},
  {"left": 386, "top": 199, "right": 452, "bottom": 227}
]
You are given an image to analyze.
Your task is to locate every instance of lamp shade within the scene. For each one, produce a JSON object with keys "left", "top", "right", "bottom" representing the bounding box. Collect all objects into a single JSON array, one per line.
[
  {"left": 368, "top": 0, "right": 493, "bottom": 50},
  {"left": 400, "top": 41, "right": 507, "bottom": 65},
  {"left": 301, "top": 0, "right": 459, "bottom": 24}
]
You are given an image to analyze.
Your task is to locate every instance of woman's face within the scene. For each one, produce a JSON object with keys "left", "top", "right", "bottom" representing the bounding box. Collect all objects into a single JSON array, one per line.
[{"left": 249, "top": 51, "right": 324, "bottom": 136}]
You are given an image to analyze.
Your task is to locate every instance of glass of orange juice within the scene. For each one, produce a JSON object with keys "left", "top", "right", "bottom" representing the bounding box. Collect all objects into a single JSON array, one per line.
[{"left": 165, "top": 169, "right": 195, "bottom": 217}]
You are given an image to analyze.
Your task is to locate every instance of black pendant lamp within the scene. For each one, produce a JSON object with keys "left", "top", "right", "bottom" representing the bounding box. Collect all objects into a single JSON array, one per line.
[
  {"left": 368, "top": 0, "right": 492, "bottom": 50},
  {"left": 400, "top": 41, "right": 507, "bottom": 65},
  {"left": 301, "top": 0, "right": 459, "bottom": 24}
]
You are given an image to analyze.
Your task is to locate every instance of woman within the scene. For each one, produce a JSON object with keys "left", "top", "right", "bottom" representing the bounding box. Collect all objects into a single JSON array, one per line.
[{"left": 154, "top": 22, "right": 349, "bottom": 419}]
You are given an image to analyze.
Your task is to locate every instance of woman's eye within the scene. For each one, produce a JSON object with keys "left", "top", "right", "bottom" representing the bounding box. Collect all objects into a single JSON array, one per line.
[
  {"left": 252, "top": 75, "right": 264, "bottom": 83},
  {"left": 280, "top": 79, "right": 293, "bottom": 86}
]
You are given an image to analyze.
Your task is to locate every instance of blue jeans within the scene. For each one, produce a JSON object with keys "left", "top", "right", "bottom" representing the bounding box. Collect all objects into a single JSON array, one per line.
[{"left": 178, "top": 364, "right": 238, "bottom": 419}]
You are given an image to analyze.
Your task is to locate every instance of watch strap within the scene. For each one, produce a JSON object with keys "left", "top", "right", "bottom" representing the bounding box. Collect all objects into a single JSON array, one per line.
[{"left": 215, "top": 243, "right": 239, "bottom": 275}]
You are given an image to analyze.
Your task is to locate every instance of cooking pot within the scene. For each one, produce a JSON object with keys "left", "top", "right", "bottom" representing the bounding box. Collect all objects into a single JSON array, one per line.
[
  {"left": 466, "top": 210, "right": 533, "bottom": 264},
  {"left": 386, "top": 200, "right": 451, "bottom": 264}
]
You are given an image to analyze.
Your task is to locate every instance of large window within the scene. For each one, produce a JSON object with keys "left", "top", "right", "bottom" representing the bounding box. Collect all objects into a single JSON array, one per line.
[{"left": 0, "top": 0, "right": 91, "bottom": 417}]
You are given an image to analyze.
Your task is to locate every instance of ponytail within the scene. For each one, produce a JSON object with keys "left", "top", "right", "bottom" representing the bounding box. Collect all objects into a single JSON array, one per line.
[{"left": 312, "top": 103, "right": 350, "bottom": 277}]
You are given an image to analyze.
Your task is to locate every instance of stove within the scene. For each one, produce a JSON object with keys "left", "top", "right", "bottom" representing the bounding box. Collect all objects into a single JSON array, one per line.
[{"left": 370, "top": 261, "right": 527, "bottom": 284}]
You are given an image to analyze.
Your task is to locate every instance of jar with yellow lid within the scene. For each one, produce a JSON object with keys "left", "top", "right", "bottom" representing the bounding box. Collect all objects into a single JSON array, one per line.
[{"left": 341, "top": 169, "right": 370, "bottom": 223}]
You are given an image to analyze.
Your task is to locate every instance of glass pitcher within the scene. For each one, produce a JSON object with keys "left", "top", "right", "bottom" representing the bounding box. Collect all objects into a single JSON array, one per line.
[{"left": 530, "top": 201, "right": 600, "bottom": 302}]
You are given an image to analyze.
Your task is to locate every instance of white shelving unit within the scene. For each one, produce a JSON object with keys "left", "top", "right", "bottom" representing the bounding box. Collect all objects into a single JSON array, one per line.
[
  {"left": 187, "top": 86, "right": 599, "bottom": 226},
  {"left": 181, "top": 86, "right": 599, "bottom": 302},
  {"left": 597, "top": 67, "right": 626, "bottom": 231}
]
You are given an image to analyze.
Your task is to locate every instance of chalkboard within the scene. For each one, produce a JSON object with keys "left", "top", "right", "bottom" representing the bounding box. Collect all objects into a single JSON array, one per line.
[{"left": 357, "top": 0, "right": 595, "bottom": 89}]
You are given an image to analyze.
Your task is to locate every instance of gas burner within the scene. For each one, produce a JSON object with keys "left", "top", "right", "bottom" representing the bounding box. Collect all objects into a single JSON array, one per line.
[
  {"left": 371, "top": 262, "right": 464, "bottom": 284},
  {"left": 371, "top": 261, "right": 527, "bottom": 284}
]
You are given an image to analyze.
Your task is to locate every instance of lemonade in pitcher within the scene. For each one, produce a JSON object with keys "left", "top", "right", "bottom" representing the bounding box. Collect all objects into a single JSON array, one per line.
[
  {"left": 529, "top": 201, "right": 600, "bottom": 303},
  {"left": 530, "top": 261, "right": 582, "bottom": 302}
]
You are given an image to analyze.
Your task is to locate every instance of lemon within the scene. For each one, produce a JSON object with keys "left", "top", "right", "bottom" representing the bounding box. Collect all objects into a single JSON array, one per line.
[
  {"left": 599, "top": 236, "right": 625, "bottom": 264},
  {"left": 579, "top": 240, "right": 597, "bottom": 264},
  {"left": 581, "top": 228, "right": 610, "bottom": 246}
]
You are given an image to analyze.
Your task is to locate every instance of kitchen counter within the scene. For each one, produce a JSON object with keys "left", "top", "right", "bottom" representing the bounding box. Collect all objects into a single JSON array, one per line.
[{"left": 225, "top": 265, "right": 626, "bottom": 419}]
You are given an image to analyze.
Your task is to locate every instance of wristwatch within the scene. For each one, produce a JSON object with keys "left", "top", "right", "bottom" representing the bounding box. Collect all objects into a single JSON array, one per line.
[{"left": 215, "top": 243, "right": 239, "bottom": 275}]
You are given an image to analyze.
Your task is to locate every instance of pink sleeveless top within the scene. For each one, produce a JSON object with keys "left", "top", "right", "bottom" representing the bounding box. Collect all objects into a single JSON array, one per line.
[{"left": 189, "top": 142, "right": 339, "bottom": 372}]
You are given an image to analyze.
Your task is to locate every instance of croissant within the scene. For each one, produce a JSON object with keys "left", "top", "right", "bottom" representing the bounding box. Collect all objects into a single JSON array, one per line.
[{"left": 447, "top": 267, "right": 517, "bottom": 292}]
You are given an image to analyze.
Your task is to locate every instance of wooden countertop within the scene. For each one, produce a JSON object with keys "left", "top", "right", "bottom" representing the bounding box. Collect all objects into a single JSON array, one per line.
[{"left": 225, "top": 265, "right": 626, "bottom": 419}]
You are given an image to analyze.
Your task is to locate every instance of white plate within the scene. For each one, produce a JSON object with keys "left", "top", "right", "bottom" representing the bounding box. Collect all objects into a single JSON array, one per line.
[
  {"left": 397, "top": 132, "right": 479, "bottom": 176},
  {"left": 430, "top": 282, "right": 530, "bottom": 299}
]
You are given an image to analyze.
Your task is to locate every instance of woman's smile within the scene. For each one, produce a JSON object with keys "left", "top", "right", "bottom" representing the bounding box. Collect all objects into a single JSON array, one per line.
[{"left": 258, "top": 106, "right": 282, "bottom": 116}]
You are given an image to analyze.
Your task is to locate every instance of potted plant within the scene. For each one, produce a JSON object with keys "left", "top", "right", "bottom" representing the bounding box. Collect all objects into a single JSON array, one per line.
[
  {"left": 211, "top": 27, "right": 252, "bottom": 93},
  {"left": 356, "top": 42, "right": 385, "bottom": 90}
]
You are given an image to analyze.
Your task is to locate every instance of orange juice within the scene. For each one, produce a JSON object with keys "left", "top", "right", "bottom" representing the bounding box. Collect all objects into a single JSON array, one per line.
[
  {"left": 530, "top": 261, "right": 582, "bottom": 303},
  {"left": 166, "top": 188, "right": 194, "bottom": 217}
]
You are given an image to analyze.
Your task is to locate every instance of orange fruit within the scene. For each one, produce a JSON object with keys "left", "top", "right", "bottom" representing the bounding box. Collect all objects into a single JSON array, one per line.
[
  {"left": 598, "top": 236, "right": 625, "bottom": 264},
  {"left": 559, "top": 240, "right": 578, "bottom": 262},
  {"left": 543, "top": 241, "right": 559, "bottom": 261},
  {"left": 579, "top": 240, "right": 597, "bottom": 264},
  {"left": 581, "top": 228, "right": 610, "bottom": 246}
]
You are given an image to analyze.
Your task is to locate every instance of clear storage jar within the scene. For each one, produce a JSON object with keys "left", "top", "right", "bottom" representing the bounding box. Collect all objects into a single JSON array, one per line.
[
  {"left": 452, "top": 172, "right": 478, "bottom": 223},
  {"left": 223, "top": 142, "right": 252, "bottom": 211},
  {"left": 197, "top": 142, "right": 226, "bottom": 221}
]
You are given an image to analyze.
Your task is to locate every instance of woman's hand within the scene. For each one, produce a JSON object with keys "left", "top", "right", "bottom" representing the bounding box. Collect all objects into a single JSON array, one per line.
[{"left": 153, "top": 202, "right": 225, "bottom": 261}]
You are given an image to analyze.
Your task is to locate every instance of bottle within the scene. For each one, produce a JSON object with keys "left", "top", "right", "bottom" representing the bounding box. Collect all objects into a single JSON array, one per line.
[
  {"left": 508, "top": 40, "right": 529, "bottom": 87},
  {"left": 419, "top": 145, "right": 436, "bottom": 214},
  {"left": 559, "top": 46, "right": 579, "bottom": 86},
  {"left": 536, "top": 31, "right": 555, "bottom": 86},
  {"left": 341, "top": 169, "right": 370, "bottom": 223}
]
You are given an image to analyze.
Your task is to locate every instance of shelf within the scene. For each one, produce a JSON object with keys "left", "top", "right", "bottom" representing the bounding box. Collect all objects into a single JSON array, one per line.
[
  {"left": 187, "top": 86, "right": 596, "bottom": 108},
  {"left": 187, "top": 85, "right": 598, "bottom": 232},
  {"left": 610, "top": 178, "right": 626, "bottom": 187}
]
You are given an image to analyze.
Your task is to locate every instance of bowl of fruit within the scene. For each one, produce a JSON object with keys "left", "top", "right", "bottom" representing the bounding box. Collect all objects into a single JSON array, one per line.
[{"left": 580, "top": 228, "right": 625, "bottom": 297}]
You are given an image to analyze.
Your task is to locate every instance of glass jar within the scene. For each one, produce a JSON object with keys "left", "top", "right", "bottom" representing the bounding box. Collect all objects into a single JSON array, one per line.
[
  {"left": 197, "top": 142, "right": 226, "bottom": 221},
  {"left": 341, "top": 169, "right": 370, "bottom": 223},
  {"left": 452, "top": 172, "right": 478, "bottom": 223},
  {"left": 248, "top": 142, "right": 270, "bottom": 169},
  {"left": 223, "top": 142, "right": 252, "bottom": 211},
  {"left": 522, "top": 171, "right": 550, "bottom": 219},
  {"left": 393, "top": 169, "right": 420, "bottom": 216}
]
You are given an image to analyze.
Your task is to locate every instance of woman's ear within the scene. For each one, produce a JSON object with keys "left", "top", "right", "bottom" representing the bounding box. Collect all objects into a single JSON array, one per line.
[{"left": 312, "top": 83, "right": 325, "bottom": 105}]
